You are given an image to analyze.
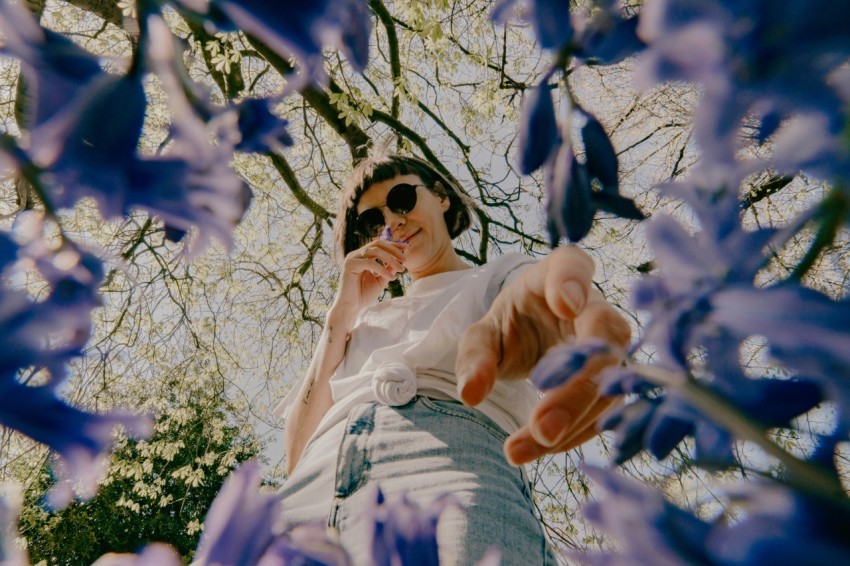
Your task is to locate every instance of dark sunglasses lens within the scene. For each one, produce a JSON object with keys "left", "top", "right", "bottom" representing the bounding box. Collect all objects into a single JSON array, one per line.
[
  {"left": 387, "top": 183, "right": 417, "bottom": 214},
  {"left": 356, "top": 208, "right": 385, "bottom": 238}
]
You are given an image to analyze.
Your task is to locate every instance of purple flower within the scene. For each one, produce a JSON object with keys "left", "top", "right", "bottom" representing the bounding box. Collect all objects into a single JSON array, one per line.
[
  {"left": 0, "top": 376, "right": 151, "bottom": 508},
  {"left": 529, "top": 339, "right": 610, "bottom": 390},
  {"left": 194, "top": 459, "right": 281, "bottom": 566},
  {"left": 516, "top": 80, "right": 559, "bottom": 175},
  {"left": 188, "top": 0, "right": 372, "bottom": 88},
  {"left": 233, "top": 97, "right": 294, "bottom": 154},
  {"left": 1, "top": 226, "right": 103, "bottom": 381},
  {"left": 579, "top": 466, "right": 712, "bottom": 565},
  {"left": 370, "top": 488, "right": 458, "bottom": 566},
  {"left": 29, "top": 72, "right": 147, "bottom": 215},
  {"left": 703, "top": 482, "right": 850, "bottom": 565},
  {"left": 0, "top": 0, "right": 103, "bottom": 128},
  {"left": 545, "top": 110, "right": 643, "bottom": 244},
  {"left": 492, "top": 0, "right": 573, "bottom": 51},
  {"left": 257, "top": 524, "right": 351, "bottom": 566},
  {"left": 583, "top": 467, "right": 850, "bottom": 566},
  {"left": 636, "top": 0, "right": 850, "bottom": 173},
  {"left": 573, "top": 3, "right": 645, "bottom": 65},
  {"left": 124, "top": 153, "right": 252, "bottom": 255}
]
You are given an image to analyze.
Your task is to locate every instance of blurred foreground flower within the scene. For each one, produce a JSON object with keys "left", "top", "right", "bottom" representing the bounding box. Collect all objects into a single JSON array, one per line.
[
  {"left": 580, "top": 466, "right": 850, "bottom": 566},
  {"left": 0, "top": 223, "right": 152, "bottom": 507},
  {"left": 175, "top": 0, "right": 372, "bottom": 89}
]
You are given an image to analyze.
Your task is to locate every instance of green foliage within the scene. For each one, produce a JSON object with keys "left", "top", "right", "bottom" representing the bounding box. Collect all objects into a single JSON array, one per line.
[{"left": 17, "top": 382, "right": 260, "bottom": 565}]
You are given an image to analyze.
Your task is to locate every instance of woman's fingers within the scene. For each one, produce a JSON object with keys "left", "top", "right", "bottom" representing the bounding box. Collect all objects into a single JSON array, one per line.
[
  {"left": 540, "top": 246, "right": 596, "bottom": 320},
  {"left": 348, "top": 243, "right": 406, "bottom": 278},
  {"left": 456, "top": 317, "right": 501, "bottom": 406},
  {"left": 503, "top": 355, "right": 621, "bottom": 465},
  {"left": 504, "top": 418, "right": 601, "bottom": 465}
]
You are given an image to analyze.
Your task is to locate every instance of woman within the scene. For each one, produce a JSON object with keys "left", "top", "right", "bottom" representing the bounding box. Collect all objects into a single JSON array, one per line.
[{"left": 274, "top": 154, "right": 629, "bottom": 564}]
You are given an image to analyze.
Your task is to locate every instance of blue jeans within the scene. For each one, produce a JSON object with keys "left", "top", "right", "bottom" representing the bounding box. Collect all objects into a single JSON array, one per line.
[{"left": 280, "top": 397, "right": 557, "bottom": 565}]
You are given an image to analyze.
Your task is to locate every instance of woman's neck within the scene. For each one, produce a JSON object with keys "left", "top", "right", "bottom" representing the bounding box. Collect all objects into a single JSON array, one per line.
[{"left": 408, "top": 247, "right": 470, "bottom": 280}]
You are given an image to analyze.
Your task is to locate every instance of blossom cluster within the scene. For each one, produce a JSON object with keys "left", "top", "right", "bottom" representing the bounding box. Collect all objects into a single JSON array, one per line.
[{"left": 510, "top": 0, "right": 850, "bottom": 563}]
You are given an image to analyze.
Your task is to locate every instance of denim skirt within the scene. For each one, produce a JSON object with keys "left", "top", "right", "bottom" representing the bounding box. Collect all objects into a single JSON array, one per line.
[{"left": 279, "top": 396, "right": 557, "bottom": 565}]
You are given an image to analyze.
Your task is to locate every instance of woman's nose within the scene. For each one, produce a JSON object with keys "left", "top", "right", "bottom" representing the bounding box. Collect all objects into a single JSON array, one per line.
[{"left": 383, "top": 207, "right": 406, "bottom": 228}]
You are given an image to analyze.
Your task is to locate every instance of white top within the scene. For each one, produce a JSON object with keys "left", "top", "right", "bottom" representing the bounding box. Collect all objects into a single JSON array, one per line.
[{"left": 274, "top": 252, "right": 540, "bottom": 444}]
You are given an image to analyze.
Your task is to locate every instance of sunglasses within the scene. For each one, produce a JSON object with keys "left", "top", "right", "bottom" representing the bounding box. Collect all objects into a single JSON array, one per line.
[{"left": 355, "top": 183, "right": 423, "bottom": 238}]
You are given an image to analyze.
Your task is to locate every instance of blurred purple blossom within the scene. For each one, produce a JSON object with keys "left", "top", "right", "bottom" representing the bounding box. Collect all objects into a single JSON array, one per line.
[
  {"left": 29, "top": 72, "right": 146, "bottom": 214},
  {"left": 582, "top": 467, "right": 850, "bottom": 566},
  {"left": 194, "top": 459, "right": 281, "bottom": 566},
  {"left": 181, "top": 0, "right": 372, "bottom": 89},
  {"left": 580, "top": 466, "right": 712, "bottom": 566},
  {"left": 636, "top": 0, "right": 850, "bottom": 174},
  {"left": 0, "top": 377, "right": 152, "bottom": 508},
  {"left": 0, "top": 223, "right": 152, "bottom": 508},
  {"left": 492, "top": 0, "right": 573, "bottom": 51},
  {"left": 1, "top": 219, "right": 103, "bottom": 381},
  {"left": 573, "top": 3, "right": 645, "bottom": 64},
  {"left": 0, "top": 1, "right": 103, "bottom": 128},
  {"left": 517, "top": 80, "right": 559, "bottom": 175},
  {"left": 233, "top": 97, "right": 294, "bottom": 154},
  {"left": 529, "top": 339, "right": 610, "bottom": 390},
  {"left": 370, "top": 489, "right": 458, "bottom": 566},
  {"left": 257, "top": 524, "right": 351, "bottom": 566},
  {"left": 545, "top": 110, "right": 643, "bottom": 244}
]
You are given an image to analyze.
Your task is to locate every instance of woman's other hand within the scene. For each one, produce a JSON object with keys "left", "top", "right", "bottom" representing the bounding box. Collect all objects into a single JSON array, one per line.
[
  {"left": 455, "top": 245, "right": 631, "bottom": 465},
  {"left": 334, "top": 240, "right": 407, "bottom": 320}
]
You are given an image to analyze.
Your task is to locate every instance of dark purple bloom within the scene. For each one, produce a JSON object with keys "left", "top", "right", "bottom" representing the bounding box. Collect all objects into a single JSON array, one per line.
[
  {"left": 0, "top": 233, "right": 15, "bottom": 271},
  {"left": 545, "top": 139, "right": 594, "bottom": 244},
  {"left": 545, "top": 111, "right": 643, "bottom": 244},
  {"left": 599, "top": 333, "right": 823, "bottom": 467},
  {"left": 0, "top": 232, "right": 102, "bottom": 382},
  {"left": 124, "top": 154, "right": 252, "bottom": 255},
  {"left": 234, "top": 97, "right": 294, "bottom": 154},
  {"left": 195, "top": 459, "right": 281, "bottom": 566},
  {"left": 0, "top": 1, "right": 103, "bottom": 127},
  {"left": 529, "top": 339, "right": 610, "bottom": 390},
  {"left": 29, "top": 72, "right": 147, "bottom": 215},
  {"left": 517, "top": 81, "right": 559, "bottom": 175},
  {"left": 582, "top": 469, "right": 850, "bottom": 566},
  {"left": 575, "top": 13, "right": 645, "bottom": 65},
  {"left": 370, "top": 488, "right": 457, "bottom": 566},
  {"left": 531, "top": 0, "right": 573, "bottom": 50},
  {"left": 581, "top": 111, "right": 619, "bottom": 193}
]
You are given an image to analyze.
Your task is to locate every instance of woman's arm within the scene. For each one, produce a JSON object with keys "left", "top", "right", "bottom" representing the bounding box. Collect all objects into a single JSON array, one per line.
[
  {"left": 283, "top": 239, "right": 407, "bottom": 474},
  {"left": 283, "top": 305, "right": 355, "bottom": 474}
]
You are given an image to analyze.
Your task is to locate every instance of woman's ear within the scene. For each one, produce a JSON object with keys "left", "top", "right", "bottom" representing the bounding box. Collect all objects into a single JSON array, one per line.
[{"left": 433, "top": 181, "right": 450, "bottom": 211}]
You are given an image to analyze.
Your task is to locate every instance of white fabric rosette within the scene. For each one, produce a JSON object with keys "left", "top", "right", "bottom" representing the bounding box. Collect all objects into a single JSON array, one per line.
[{"left": 372, "top": 362, "right": 417, "bottom": 406}]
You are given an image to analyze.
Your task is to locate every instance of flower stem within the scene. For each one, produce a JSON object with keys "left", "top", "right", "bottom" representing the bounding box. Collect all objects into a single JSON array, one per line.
[
  {"left": 790, "top": 185, "right": 848, "bottom": 281},
  {"left": 634, "top": 364, "right": 846, "bottom": 499}
]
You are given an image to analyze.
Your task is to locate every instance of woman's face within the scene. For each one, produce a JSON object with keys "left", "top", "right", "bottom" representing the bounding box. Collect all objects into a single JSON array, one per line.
[{"left": 355, "top": 174, "right": 453, "bottom": 277}]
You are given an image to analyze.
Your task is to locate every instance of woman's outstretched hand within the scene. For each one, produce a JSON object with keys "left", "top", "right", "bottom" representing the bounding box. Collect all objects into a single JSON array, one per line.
[{"left": 455, "top": 246, "right": 631, "bottom": 465}]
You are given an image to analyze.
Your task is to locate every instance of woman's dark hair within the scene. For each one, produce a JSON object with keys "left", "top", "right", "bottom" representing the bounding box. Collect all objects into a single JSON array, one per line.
[{"left": 334, "top": 153, "right": 475, "bottom": 258}]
